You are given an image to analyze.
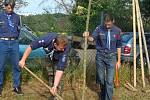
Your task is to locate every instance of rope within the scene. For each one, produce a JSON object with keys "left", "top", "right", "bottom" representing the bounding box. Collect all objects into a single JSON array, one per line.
[{"left": 82, "top": 0, "right": 92, "bottom": 100}]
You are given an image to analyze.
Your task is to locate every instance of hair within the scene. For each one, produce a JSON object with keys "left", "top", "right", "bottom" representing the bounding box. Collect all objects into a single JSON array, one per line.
[
  {"left": 4, "top": 0, "right": 15, "bottom": 8},
  {"left": 55, "top": 35, "right": 68, "bottom": 47},
  {"left": 104, "top": 14, "right": 114, "bottom": 23}
]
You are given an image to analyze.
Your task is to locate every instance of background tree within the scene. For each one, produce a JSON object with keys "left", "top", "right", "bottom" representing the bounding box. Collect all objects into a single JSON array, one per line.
[
  {"left": 70, "top": 0, "right": 134, "bottom": 36},
  {"left": 40, "top": 0, "right": 75, "bottom": 14},
  {"left": 141, "top": 0, "right": 150, "bottom": 18},
  {"left": 141, "top": 0, "right": 150, "bottom": 32},
  {"left": 19, "top": 0, "right": 150, "bottom": 35}
]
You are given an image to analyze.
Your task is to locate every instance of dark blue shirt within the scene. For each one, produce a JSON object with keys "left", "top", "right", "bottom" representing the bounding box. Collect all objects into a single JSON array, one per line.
[
  {"left": 0, "top": 11, "right": 20, "bottom": 38},
  {"left": 30, "top": 32, "right": 69, "bottom": 71},
  {"left": 92, "top": 25, "right": 122, "bottom": 53}
]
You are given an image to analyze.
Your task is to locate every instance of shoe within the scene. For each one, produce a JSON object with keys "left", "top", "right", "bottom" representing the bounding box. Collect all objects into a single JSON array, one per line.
[
  {"left": 13, "top": 86, "right": 23, "bottom": 96},
  {"left": 0, "top": 88, "right": 2, "bottom": 97}
]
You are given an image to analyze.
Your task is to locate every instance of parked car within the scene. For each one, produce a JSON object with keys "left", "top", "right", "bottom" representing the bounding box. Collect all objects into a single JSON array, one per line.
[{"left": 121, "top": 32, "right": 150, "bottom": 66}]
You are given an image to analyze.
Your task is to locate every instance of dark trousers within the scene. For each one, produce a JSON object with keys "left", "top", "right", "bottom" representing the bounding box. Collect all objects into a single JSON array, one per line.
[
  {"left": 0, "top": 40, "right": 20, "bottom": 88},
  {"left": 96, "top": 51, "right": 116, "bottom": 100}
]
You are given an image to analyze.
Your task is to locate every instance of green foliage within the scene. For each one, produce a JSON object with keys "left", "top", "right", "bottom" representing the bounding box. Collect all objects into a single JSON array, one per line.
[
  {"left": 21, "top": 13, "right": 72, "bottom": 35},
  {"left": 21, "top": 14, "right": 56, "bottom": 33},
  {"left": 70, "top": 0, "right": 150, "bottom": 33},
  {"left": 20, "top": 0, "right": 150, "bottom": 36},
  {"left": 141, "top": 0, "right": 150, "bottom": 18}
]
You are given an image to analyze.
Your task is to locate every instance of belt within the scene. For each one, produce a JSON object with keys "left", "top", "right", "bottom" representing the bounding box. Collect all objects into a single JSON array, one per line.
[{"left": 0, "top": 37, "right": 17, "bottom": 40}]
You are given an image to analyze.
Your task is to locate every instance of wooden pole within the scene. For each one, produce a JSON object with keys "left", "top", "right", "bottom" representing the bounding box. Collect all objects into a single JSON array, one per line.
[
  {"left": 142, "top": 89, "right": 150, "bottom": 93},
  {"left": 136, "top": 0, "right": 150, "bottom": 76},
  {"left": 135, "top": 0, "right": 145, "bottom": 88},
  {"left": 132, "top": 0, "right": 137, "bottom": 87},
  {"left": 124, "top": 83, "right": 138, "bottom": 92},
  {"left": 24, "top": 66, "right": 63, "bottom": 100},
  {"left": 82, "top": 0, "right": 92, "bottom": 100},
  {"left": 126, "top": 81, "right": 138, "bottom": 91},
  {"left": 124, "top": 84, "right": 137, "bottom": 92}
]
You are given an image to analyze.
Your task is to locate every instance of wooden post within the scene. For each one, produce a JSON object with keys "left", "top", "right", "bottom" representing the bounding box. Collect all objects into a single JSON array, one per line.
[
  {"left": 142, "top": 89, "right": 150, "bottom": 93},
  {"left": 136, "top": 0, "right": 150, "bottom": 76},
  {"left": 82, "top": 0, "right": 92, "bottom": 100},
  {"left": 135, "top": 0, "right": 145, "bottom": 88},
  {"left": 132, "top": 0, "right": 137, "bottom": 87}
]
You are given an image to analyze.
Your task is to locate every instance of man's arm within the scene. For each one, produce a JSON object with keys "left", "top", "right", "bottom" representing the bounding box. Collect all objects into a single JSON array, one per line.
[
  {"left": 116, "top": 30, "right": 122, "bottom": 67},
  {"left": 19, "top": 46, "right": 32, "bottom": 68},
  {"left": 50, "top": 46, "right": 69, "bottom": 95},
  {"left": 117, "top": 48, "right": 121, "bottom": 67},
  {"left": 50, "top": 70, "right": 63, "bottom": 96},
  {"left": 54, "top": 70, "right": 63, "bottom": 87},
  {"left": 19, "top": 33, "right": 52, "bottom": 68}
]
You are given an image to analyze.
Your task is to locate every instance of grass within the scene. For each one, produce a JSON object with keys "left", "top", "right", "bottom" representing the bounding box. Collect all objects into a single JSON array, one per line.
[{"left": 1, "top": 56, "right": 150, "bottom": 100}]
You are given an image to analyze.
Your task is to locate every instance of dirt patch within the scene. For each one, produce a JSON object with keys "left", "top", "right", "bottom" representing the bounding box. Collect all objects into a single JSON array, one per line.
[{"left": 1, "top": 76, "right": 150, "bottom": 100}]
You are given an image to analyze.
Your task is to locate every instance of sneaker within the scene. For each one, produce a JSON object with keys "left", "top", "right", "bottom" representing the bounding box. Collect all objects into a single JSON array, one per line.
[{"left": 13, "top": 87, "right": 23, "bottom": 96}]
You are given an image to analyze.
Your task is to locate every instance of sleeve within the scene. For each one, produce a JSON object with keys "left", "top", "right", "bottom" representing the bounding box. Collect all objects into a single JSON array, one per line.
[
  {"left": 56, "top": 46, "right": 70, "bottom": 71},
  {"left": 18, "top": 15, "right": 20, "bottom": 33},
  {"left": 92, "top": 25, "right": 101, "bottom": 39},
  {"left": 116, "top": 29, "right": 122, "bottom": 48},
  {"left": 30, "top": 33, "right": 54, "bottom": 50}
]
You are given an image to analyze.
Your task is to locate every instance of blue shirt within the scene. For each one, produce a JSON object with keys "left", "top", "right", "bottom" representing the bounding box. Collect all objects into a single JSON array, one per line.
[
  {"left": 92, "top": 25, "right": 122, "bottom": 53},
  {"left": 0, "top": 11, "right": 20, "bottom": 38},
  {"left": 30, "top": 32, "right": 69, "bottom": 71}
]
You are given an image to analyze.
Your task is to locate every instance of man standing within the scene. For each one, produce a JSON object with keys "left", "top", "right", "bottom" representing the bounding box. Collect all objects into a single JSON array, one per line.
[
  {"left": 19, "top": 32, "right": 69, "bottom": 96},
  {"left": 0, "top": 0, "right": 23, "bottom": 96},
  {"left": 83, "top": 14, "right": 121, "bottom": 100}
]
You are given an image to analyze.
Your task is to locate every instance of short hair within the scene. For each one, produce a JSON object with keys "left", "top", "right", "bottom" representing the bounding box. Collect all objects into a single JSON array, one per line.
[
  {"left": 4, "top": 0, "right": 15, "bottom": 8},
  {"left": 55, "top": 35, "right": 68, "bottom": 46},
  {"left": 104, "top": 14, "right": 114, "bottom": 22}
]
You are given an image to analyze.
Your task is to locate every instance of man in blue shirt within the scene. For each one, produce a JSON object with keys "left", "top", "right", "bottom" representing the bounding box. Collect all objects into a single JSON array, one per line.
[
  {"left": 0, "top": 0, "right": 23, "bottom": 96},
  {"left": 83, "top": 14, "right": 121, "bottom": 100},
  {"left": 19, "top": 32, "right": 69, "bottom": 96}
]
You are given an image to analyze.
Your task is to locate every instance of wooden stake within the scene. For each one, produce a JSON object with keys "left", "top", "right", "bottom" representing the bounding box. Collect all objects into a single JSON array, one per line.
[
  {"left": 82, "top": 0, "right": 92, "bottom": 100},
  {"left": 135, "top": 0, "right": 145, "bottom": 88},
  {"left": 132, "top": 0, "right": 137, "bottom": 87},
  {"left": 142, "top": 89, "right": 150, "bottom": 93},
  {"left": 126, "top": 82, "right": 138, "bottom": 91},
  {"left": 136, "top": 0, "right": 150, "bottom": 76},
  {"left": 124, "top": 83, "right": 137, "bottom": 92},
  {"left": 24, "top": 66, "right": 63, "bottom": 100}
]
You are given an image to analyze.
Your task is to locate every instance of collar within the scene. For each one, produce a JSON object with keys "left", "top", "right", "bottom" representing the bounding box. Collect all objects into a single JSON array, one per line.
[
  {"left": 52, "top": 39, "right": 57, "bottom": 51},
  {"left": 5, "top": 11, "right": 14, "bottom": 15}
]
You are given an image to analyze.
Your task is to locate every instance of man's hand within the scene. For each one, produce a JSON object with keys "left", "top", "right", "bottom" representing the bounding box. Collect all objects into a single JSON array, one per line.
[
  {"left": 83, "top": 31, "right": 90, "bottom": 37},
  {"left": 19, "top": 60, "right": 25, "bottom": 68},
  {"left": 50, "top": 85, "right": 58, "bottom": 96},
  {"left": 116, "top": 61, "right": 121, "bottom": 69},
  {"left": 83, "top": 31, "right": 94, "bottom": 42}
]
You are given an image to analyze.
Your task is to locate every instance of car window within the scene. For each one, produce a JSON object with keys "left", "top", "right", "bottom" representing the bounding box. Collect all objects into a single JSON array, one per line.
[
  {"left": 19, "top": 26, "right": 38, "bottom": 45},
  {"left": 121, "top": 33, "right": 133, "bottom": 43}
]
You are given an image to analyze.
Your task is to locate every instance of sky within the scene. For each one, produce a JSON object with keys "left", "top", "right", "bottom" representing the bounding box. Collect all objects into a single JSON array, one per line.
[{"left": 17, "top": 0, "right": 71, "bottom": 15}]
